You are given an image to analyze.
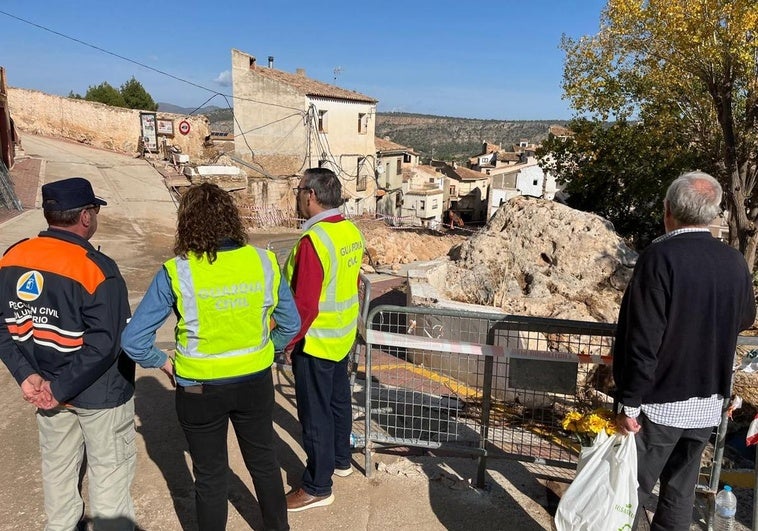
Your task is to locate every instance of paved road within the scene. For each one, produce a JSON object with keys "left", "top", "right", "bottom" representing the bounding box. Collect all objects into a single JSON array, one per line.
[{"left": 0, "top": 135, "right": 554, "bottom": 531}]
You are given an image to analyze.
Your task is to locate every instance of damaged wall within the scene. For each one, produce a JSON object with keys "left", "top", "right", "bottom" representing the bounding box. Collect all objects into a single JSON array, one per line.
[{"left": 8, "top": 87, "right": 211, "bottom": 158}]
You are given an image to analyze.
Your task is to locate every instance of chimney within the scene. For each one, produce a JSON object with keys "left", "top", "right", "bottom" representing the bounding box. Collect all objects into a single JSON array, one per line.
[
  {"left": 296, "top": 68, "right": 306, "bottom": 76},
  {"left": 268, "top": 56, "right": 274, "bottom": 68}
]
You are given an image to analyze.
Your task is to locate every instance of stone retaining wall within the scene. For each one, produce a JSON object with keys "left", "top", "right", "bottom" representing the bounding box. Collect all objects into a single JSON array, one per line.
[{"left": 8, "top": 87, "right": 210, "bottom": 158}]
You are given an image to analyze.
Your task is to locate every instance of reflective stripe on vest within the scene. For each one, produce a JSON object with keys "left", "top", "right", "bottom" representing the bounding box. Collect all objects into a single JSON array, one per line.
[
  {"left": 165, "top": 246, "right": 279, "bottom": 381},
  {"left": 285, "top": 220, "right": 363, "bottom": 361}
]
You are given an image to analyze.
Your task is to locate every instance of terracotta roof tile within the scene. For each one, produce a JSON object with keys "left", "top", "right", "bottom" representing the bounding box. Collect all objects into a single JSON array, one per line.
[
  {"left": 250, "top": 65, "right": 377, "bottom": 103},
  {"left": 549, "top": 124, "right": 574, "bottom": 137},
  {"left": 500, "top": 152, "right": 521, "bottom": 162},
  {"left": 449, "top": 165, "right": 488, "bottom": 181},
  {"left": 375, "top": 137, "right": 416, "bottom": 153}
]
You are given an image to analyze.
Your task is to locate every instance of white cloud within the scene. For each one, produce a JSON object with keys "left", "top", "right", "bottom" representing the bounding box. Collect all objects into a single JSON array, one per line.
[{"left": 214, "top": 70, "right": 232, "bottom": 87}]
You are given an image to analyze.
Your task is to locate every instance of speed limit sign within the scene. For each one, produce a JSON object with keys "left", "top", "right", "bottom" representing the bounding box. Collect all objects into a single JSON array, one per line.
[{"left": 178, "top": 120, "right": 191, "bottom": 135}]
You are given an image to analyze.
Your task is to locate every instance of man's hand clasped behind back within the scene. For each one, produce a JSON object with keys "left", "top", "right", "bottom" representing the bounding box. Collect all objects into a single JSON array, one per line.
[{"left": 21, "top": 374, "right": 60, "bottom": 409}]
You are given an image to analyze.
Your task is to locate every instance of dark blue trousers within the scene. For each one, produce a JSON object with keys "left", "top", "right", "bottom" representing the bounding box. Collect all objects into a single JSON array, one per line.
[{"left": 292, "top": 344, "right": 352, "bottom": 496}]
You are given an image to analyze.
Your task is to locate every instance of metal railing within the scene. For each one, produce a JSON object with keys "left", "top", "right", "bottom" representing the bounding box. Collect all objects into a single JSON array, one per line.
[
  {"left": 358, "top": 306, "right": 617, "bottom": 480},
  {"left": 354, "top": 303, "right": 739, "bottom": 528},
  {"left": 0, "top": 159, "right": 22, "bottom": 212}
]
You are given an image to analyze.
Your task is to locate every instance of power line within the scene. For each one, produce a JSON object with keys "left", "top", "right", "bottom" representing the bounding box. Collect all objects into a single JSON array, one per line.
[
  {"left": 0, "top": 9, "right": 215, "bottom": 95},
  {"left": 0, "top": 9, "right": 378, "bottom": 187},
  {"left": 0, "top": 9, "right": 305, "bottom": 113}
]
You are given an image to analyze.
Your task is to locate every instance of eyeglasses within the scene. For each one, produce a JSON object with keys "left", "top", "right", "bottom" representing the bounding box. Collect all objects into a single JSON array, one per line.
[
  {"left": 85, "top": 205, "right": 100, "bottom": 214},
  {"left": 292, "top": 187, "right": 311, "bottom": 195}
]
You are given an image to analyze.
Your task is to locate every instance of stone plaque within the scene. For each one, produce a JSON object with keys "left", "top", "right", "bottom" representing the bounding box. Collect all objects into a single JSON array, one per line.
[{"left": 509, "top": 358, "right": 578, "bottom": 394}]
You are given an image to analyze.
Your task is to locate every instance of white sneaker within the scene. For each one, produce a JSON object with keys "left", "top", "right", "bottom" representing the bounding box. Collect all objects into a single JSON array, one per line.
[{"left": 333, "top": 466, "right": 353, "bottom": 477}]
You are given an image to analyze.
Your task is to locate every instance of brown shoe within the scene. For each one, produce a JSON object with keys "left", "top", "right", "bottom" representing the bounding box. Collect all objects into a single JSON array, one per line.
[{"left": 286, "top": 488, "right": 335, "bottom": 512}]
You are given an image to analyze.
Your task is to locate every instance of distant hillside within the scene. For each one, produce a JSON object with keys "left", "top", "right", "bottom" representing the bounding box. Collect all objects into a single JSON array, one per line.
[
  {"left": 375, "top": 113, "right": 568, "bottom": 161},
  {"left": 157, "top": 102, "right": 233, "bottom": 124},
  {"left": 196, "top": 105, "right": 567, "bottom": 161}
]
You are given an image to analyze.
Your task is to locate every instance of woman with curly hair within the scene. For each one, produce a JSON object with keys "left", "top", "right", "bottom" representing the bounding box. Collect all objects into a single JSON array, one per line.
[{"left": 121, "top": 182, "right": 299, "bottom": 531}]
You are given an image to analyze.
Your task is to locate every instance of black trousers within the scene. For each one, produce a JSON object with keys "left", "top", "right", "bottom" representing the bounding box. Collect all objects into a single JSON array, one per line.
[
  {"left": 292, "top": 345, "right": 352, "bottom": 496},
  {"left": 634, "top": 413, "right": 712, "bottom": 531},
  {"left": 175, "top": 370, "right": 288, "bottom": 531}
]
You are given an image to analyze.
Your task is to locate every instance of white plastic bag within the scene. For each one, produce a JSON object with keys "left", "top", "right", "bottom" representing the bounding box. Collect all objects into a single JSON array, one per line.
[
  {"left": 576, "top": 428, "right": 609, "bottom": 476},
  {"left": 555, "top": 432, "right": 638, "bottom": 531}
]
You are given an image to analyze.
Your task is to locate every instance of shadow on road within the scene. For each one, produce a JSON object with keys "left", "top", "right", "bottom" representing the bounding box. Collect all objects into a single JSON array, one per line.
[
  {"left": 272, "top": 366, "right": 311, "bottom": 490},
  {"left": 135, "top": 375, "right": 280, "bottom": 530}
]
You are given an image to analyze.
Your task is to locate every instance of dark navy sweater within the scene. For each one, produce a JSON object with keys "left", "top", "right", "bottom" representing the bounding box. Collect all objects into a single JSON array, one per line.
[{"left": 613, "top": 232, "right": 755, "bottom": 408}]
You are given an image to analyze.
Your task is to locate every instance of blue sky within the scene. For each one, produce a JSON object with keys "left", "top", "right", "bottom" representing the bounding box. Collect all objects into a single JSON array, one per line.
[{"left": 0, "top": 1, "right": 606, "bottom": 120}]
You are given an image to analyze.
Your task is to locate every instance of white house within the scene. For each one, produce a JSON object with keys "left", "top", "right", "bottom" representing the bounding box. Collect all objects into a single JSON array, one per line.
[
  {"left": 399, "top": 165, "right": 444, "bottom": 226},
  {"left": 487, "top": 158, "right": 558, "bottom": 218}
]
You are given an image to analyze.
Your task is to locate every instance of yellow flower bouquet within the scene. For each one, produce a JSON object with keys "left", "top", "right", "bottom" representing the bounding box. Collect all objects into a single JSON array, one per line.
[{"left": 561, "top": 408, "right": 617, "bottom": 446}]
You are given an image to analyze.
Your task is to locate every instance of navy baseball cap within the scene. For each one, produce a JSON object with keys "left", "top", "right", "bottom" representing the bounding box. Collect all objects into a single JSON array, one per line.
[{"left": 41, "top": 177, "right": 107, "bottom": 211}]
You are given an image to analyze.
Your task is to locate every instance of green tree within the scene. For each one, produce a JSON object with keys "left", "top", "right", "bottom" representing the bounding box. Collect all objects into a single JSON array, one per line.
[
  {"left": 537, "top": 118, "right": 708, "bottom": 248},
  {"left": 561, "top": 0, "right": 758, "bottom": 268},
  {"left": 84, "top": 81, "right": 126, "bottom": 108},
  {"left": 120, "top": 76, "right": 157, "bottom": 111},
  {"left": 67, "top": 91, "right": 83, "bottom": 99}
]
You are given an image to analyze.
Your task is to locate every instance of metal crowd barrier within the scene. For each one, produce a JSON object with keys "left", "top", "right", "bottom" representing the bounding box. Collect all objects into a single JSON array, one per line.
[
  {"left": 357, "top": 305, "right": 617, "bottom": 484},
  {"left": 354, "top": 303, "right": 740, "bottom": 528}
]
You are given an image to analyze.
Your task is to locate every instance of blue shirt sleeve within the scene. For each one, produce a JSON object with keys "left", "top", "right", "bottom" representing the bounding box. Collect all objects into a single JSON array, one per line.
[
  {"left": 120, "top": 267, "right": 174, "bottom": 368},
  {"left": 270, "top": 276, "right": 301, "bottom": 352}
]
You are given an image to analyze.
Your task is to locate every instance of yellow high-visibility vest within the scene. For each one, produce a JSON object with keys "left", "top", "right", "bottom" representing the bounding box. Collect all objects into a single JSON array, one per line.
[
  {"left": 164, "top": 246, "right": 280, "bottom": 381},
  {"left": 285, "top": 219, "right": 363, "bottom": 361}
]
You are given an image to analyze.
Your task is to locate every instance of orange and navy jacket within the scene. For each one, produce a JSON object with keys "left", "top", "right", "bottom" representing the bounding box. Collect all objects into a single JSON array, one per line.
[{"left": 0, "top": 229, "right": 134, "bottom": 408}]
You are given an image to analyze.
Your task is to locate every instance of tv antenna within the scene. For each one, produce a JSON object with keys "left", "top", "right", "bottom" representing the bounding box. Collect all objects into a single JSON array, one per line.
[{"left": 333, "top": 66, "right": 343, "bottom": 82}]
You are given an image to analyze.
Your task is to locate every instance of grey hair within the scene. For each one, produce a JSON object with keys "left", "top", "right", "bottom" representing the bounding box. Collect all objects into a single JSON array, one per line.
[
  {"left": 665, "top": 171, "right": 722, "bottom": 226},
  {"left": 302, "top": 168, "right": 343, "bottom": 209}
]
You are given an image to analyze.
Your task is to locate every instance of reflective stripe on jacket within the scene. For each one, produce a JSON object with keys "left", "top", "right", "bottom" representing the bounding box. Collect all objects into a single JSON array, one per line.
[
  {"left": 285, "top": 219, "right": 363, "bottom": 361},
  {"left": 164, "top": 246, "right": 280, "bottom": 381},
  {"left": 0, "top": 230, "right": 134, "bottom": 407}
]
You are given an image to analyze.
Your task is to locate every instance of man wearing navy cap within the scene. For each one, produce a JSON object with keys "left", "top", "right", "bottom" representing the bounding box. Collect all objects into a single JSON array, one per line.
[{"left": 0, "top": 177, "right": 136, "bottom": 530}]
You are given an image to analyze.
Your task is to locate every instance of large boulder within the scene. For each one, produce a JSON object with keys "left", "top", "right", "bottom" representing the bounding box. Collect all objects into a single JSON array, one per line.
[{"left": 444, "top": 196, "right": 638, "bottom": 323}]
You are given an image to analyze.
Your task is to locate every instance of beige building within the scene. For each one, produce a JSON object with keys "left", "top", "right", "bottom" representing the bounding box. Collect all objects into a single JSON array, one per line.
[
  {"left": 231, "top": 49, "right": 378, "bottom": 215},
  {"left": 430, "top": 162, "right": 490, "bottom": 224},
  {"left": 375, "top": 137, "right": 420, "bottom": 220}
]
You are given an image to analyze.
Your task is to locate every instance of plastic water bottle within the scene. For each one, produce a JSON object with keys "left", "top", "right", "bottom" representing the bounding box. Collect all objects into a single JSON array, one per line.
[
  {"left": 349, "top": 432, "right": 365, "bottom": 448},
  {"left": 714, "top": 485, "right": 737, "bottom": 531}
]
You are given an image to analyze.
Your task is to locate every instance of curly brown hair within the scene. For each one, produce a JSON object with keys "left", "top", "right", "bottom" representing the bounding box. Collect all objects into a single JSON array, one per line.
[{"left": 174, "top": 182, "right": 247, "bottom": 263}]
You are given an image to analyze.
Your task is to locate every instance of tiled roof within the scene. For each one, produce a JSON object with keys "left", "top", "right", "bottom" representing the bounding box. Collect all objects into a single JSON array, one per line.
[
  {"left": 449, "top": 165, "right": 489, "bottom": 181},
  {"left": 549, "top": 124, "right": 574, "bottom": 137},
  {"left": 419, "top": 163, "right": 486, "bottom": 181},
  {"left": 250, "top": 64, "right": 377, "bottom": 103},
  {"left": 415, "top": 165, "right": 442, "bottom": 176},
  {"left": 500, "top": 152, "right": 521, "bottom": 162},
  {"left": 376, "top": 137, "right": 416, "bottom": 154}
]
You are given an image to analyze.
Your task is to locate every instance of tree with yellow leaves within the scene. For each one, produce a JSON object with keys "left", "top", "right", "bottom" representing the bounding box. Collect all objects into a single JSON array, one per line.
[{"left": 562, "top": 0, "right": 758, "bottom": 268}]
